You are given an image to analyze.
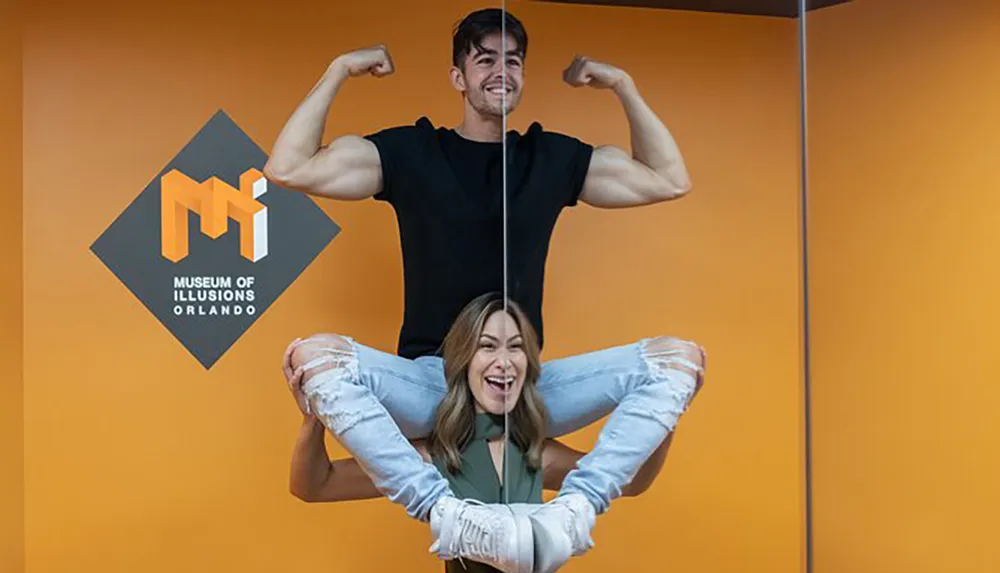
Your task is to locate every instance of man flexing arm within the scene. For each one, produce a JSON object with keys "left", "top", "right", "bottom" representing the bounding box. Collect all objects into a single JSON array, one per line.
[
  {"left": 562, "top": 55, "right": 693, "bottom": 209},
  {"left": 266, "top": 42, "right": 549, "bottom": 573},
  {"left": 263, "top": 46, "right": 393, "bottom": 200}
]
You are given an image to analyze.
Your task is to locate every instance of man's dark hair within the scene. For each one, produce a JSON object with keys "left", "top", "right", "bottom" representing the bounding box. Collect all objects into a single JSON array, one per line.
[{"left": 452, "top": 9, "right": 528, "bottom": 69}]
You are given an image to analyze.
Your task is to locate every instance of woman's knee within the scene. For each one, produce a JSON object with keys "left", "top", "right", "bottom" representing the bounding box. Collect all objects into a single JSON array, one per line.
[
  {"left": 290, "top": 333, "right": 356, "bottom": 381},
  {"left": 641, "top": 336, "right": 706, "bottom": 380},
  {"left": 639, "top": 336, "right": 707, "bottom": 419}
]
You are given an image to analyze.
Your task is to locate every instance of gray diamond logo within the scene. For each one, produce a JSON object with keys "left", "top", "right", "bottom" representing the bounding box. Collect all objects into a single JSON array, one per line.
[{"left": 91, "top": 109, "right": 340, "bottom": 369}]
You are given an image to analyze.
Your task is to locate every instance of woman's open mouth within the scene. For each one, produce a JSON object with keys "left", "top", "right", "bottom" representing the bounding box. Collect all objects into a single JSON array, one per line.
[{"left": 484, "top": 374, "right": 515, "bottom": 397}]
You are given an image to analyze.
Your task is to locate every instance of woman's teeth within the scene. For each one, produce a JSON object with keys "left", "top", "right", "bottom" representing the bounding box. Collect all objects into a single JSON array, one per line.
[{"left": 485, "top": 375, "right": 514, "bottom": 391}]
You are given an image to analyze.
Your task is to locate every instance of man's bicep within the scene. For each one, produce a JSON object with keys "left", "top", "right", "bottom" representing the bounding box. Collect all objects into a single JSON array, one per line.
[
  {"left": 579, "top": 145, "right": 659, "bottom": 209},
  {"left": 274, "top": 134, "right": 384, "bottom": 201},
  {"left": 308, "top": 135, "right": 384, "bottom": 200}
]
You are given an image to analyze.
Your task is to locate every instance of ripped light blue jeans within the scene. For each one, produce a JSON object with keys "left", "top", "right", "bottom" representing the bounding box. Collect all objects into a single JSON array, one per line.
[{"left": 291, "top": 336, "right": 702, "bottom": 523}]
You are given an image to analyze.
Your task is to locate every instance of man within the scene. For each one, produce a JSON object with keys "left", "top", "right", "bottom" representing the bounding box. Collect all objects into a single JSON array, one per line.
[{"left": 266, "top": 8, "right": 706, "bottom": 573}]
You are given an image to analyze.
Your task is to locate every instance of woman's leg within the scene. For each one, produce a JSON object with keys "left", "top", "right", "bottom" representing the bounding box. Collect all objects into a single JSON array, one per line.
[
  {"left": 539, "top": 336, "right": 705, "bottom": 512},
  {"left": 288, "top": 333, "right": 452, "bottom": 521},
  {"left": 511, "top": 336, "right": 704, "bottom": 572},
  {"left": 286, "top": 334, "right": 534, "bottom": 573}
]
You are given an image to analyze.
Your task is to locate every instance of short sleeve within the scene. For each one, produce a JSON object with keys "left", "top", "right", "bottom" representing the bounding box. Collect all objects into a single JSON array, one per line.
[
  {"left": 363, "top": 122, "right": 424, "bottom": 204},
  {"left": 531, "top": 125, "right": 594, "bottom": 208},
  {"left": 564, "top": 138, "right": 594, "bottom": 208}
]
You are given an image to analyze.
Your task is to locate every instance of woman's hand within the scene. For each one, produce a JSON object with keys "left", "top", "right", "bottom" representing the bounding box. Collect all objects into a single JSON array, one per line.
[{"left": 281, "top": 338, "right": 313, "bottom": 417}]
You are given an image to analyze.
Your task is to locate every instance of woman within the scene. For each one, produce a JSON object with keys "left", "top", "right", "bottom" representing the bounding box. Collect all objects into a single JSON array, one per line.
[{"left": 283, "top": 293, "right": 680, "bottom": 572}]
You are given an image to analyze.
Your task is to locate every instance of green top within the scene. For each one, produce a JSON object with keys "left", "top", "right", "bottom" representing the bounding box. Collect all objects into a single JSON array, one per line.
[{"left": 432, "top": 413, "right": 543, "bottom": 573}]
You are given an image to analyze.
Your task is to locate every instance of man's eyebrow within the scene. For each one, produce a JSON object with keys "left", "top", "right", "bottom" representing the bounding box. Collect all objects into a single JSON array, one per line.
[{"left": 473, "top": 48, "right": 523, "bottom": 58}]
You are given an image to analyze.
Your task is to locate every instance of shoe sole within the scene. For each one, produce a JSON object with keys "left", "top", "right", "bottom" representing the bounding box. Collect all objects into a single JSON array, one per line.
[{"left": 512, "top": 512, "right": 534, "bottom": 573}]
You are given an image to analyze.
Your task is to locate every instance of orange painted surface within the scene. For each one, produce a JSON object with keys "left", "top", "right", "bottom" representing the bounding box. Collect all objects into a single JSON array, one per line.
[
  {"left": 22, "top": 0, "right": 804, "bottom": 571},
  {"left": 1, "top": 0, "right": 25, "bottom": 571},
  {"left": 807, "top": 1, "right": 1000, "bottom": 571}
]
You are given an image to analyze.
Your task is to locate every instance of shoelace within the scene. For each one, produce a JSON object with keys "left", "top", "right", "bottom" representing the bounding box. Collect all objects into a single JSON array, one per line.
[{"left": 448, "top": 500, "right": 502, "bottom": 570}]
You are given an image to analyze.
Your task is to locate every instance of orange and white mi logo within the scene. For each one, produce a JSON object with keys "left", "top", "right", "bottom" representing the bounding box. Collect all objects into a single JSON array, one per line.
[{"left": 160, "top": 168, "right": 269, "bottom": 263}]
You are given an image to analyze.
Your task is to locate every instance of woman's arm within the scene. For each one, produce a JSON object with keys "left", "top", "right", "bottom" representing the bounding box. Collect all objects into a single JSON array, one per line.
[
  {"left": 622, "top": 433, "right": 674, "bottom": 496},
  {"left": 541, "top": 433, "right": 676, "bottom": 497},
  {"left": 289, "top": 415, "right": 431, "bottom": 502}
]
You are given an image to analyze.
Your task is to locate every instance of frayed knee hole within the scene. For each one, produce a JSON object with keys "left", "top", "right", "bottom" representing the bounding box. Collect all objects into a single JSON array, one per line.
[
  {"left": 642, "top": 337, "right": 705, "bottom": 377},
  {"left": 291, "top": 335, "right": 357, "bottom": 382}
]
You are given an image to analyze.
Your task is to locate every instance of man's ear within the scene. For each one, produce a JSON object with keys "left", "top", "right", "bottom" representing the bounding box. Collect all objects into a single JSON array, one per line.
[{"left": 449, "top": 66, "right": 466, "bottom": 93}]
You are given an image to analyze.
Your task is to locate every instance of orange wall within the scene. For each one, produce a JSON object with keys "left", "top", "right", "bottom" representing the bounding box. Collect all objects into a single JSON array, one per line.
[
  {"left": 808, "top": 0, "right": 1000, "bottom": 571},
  {"left": 1, "top": 0, "right": 25, "bottom": 571},
  {"left": 507, "top": 2, "right": 804, "bottom": 572},
  {"left": 23, "top": 0, "right": 803, "bottom": 571}
]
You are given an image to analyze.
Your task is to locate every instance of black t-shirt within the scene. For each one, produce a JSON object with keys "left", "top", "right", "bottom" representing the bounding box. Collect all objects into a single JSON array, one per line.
[{"left": 365, "top": 117, "right": 593, "bottom": 359}]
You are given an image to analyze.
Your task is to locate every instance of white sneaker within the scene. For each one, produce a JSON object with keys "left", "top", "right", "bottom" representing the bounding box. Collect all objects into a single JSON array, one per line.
[
  {"left": 509, "top": 493, "right": 596, "bottom": 573},
  {"left": 429, "top": 497, "right": 534, "bottom": 573}
]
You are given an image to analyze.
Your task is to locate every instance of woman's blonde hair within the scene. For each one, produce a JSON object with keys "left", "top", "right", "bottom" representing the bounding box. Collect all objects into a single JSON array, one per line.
[{"left": 427, "top": 292, "right": 547, "bottom": 474}]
